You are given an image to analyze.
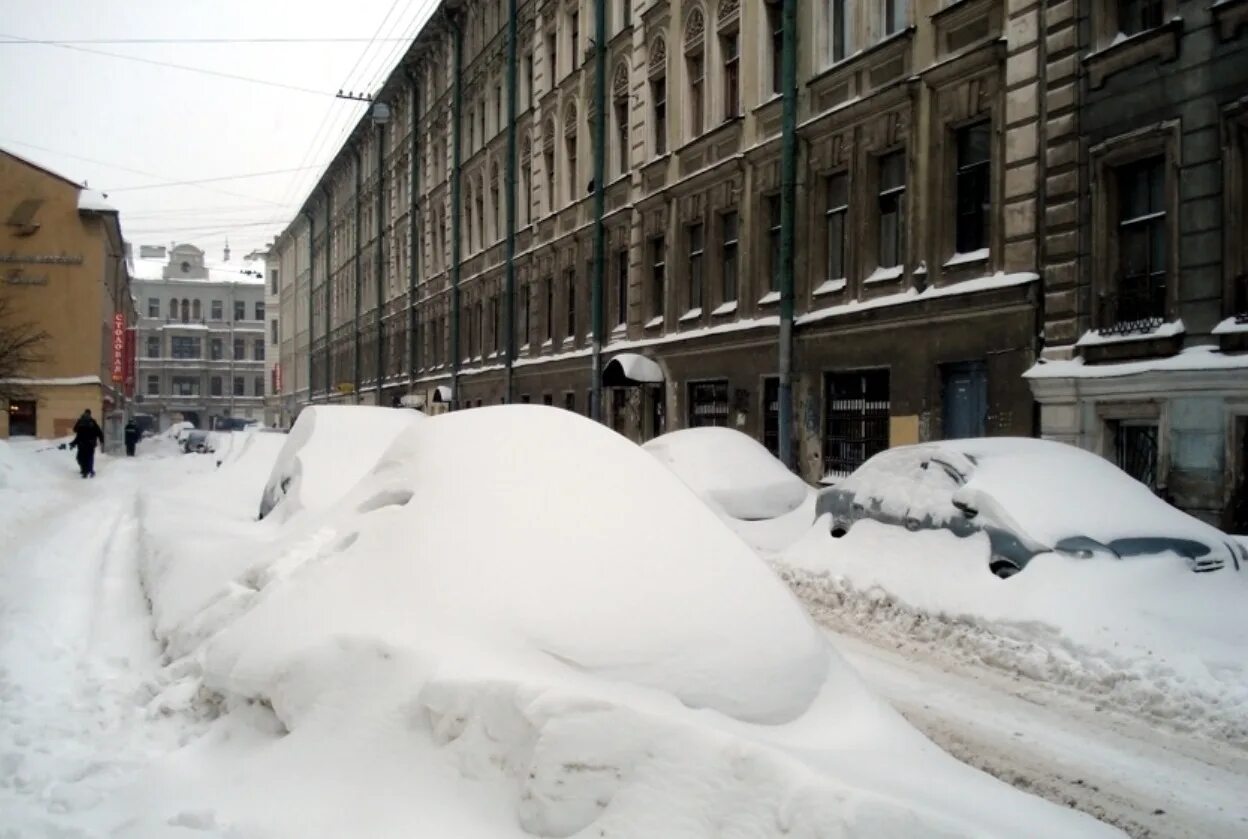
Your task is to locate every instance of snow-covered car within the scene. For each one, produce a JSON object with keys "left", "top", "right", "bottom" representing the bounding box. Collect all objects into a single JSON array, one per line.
[
  {"left": 181, "top": 430, "right": 214, "bottom": 454},
  {"left": 816, "top": 437, "right": 1245, "bottom": 578}
]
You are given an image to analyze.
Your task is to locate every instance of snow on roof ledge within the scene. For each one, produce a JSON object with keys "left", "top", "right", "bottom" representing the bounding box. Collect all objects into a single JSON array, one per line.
[
  {"left": 1025, "top": 345, "right": 1248, "bottom": 379},
  {"left": 78, "top": 189, "right": 117, "bottom": 213}
]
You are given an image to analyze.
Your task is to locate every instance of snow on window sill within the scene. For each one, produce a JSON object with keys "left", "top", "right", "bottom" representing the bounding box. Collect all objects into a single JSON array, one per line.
[
  {"left": 756, "top": 291, "right": 781, "bottom": 305},
  {"left": 541, "top": 339, "right": 554, "bottom": 349},
  {"left": 1075, "top": 319, "right": 1184, "bottom": 347},
  {"left": 711, "top": 300, "right": 739, "bottom": 316},
  {"left": 864, "top": 265, "right": 904, "bottom": 284},
  {"left": 612, "top": 322, "right": 627, "bottom": 333},
  {"left": 1212, "top": 316, "right": 1248, "bottom": 336},
  {"left": 519, "top": 343, "right": 531, "bottom": 352},
  {"left": 813, "top": 278, "right": 847, "bottom": 296},
  {"left": 942, "top": 248, "right": 989, "bottom": 269},
  {"left": 644, "top": 315, "right": 664, "bottom": 329},
  {"left": 679, "top": 308, "right": 703, "bottom": 323}
]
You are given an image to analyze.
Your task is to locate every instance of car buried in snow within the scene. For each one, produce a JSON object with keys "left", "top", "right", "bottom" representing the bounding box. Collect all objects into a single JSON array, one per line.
[
  {"left": 815, "top": 437, "right": 1245, "bottom": 578},
  {"left": 181, "top": 430, "right": 215, "bottom": 455}
]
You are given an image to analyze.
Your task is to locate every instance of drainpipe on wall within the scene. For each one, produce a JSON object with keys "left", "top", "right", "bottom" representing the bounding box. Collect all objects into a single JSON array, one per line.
[
  {"left": 504, "top": 0, "right": 519, "bottom": 404},
  {"left": 590, "top": 0, "right": 607, "bottom": 422},
  {"left": 406, "top": 66, "right": 421, "bottom": 381},
  {"left": 324, "top": 186, "right": 333, "bottom": 395},
  {"left": 353, "top": 145, "right": 363, "bottom": 403},
  {"left": 450, "top": 16, "right": 464, "bottom": 407},
  {"left": 302, "top": 208, "right": 315, "bottom": 402},
  {"left": 777, "top": 0, "right": 798, "bottom": 471},
  {"left": 376, "top": 115, "right": 386, "bottom": 401}
]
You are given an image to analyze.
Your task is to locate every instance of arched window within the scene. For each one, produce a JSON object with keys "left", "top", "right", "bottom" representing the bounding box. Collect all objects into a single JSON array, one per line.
[
  {"left": 684, "top": 7, "right": 706, "bottom": 138},
  {"left": 543, "top": 118, "right": 557, "bottom": 215},
  {"left": 168, "top": 298, "right": 178, "bottom": 319},
  {"left": 192, "top": 299, "right": 201, "bottom": 321},
  {"left": 520, "top": 136, "right": 533, "bottom": 226},
  {"left": 490, "top": 162, "right": 501, "bottom": 241},
  {"left": 464, "top": 180, "right": 474, "bottom": 251},
  {"left": 649, "top": 38, "right": 667, "bottom": 156},
  {"left": 564, "top": 101, "right": 578, "bottom": 204},
  {"left": 475, "top": 174, "right": 485, "bottom": 250},
  {"left": 180, "top": 299, "right": 190, "bottom": 323},
  {"left": 612, "top": 62, "right": 631, "bottom": 175}
]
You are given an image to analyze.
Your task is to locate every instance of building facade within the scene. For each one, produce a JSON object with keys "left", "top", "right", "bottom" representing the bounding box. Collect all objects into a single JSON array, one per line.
[
  {"left": 131, "top": 244, "right": 267, "bottom": 431},
  {"left": 272, "top": 0, "right": 1246, "bottom": 523},
  {"left": 0, "top": 149, "right": 135, "bottom": 445},
  {"left": 1028, "top": 0, "right": 1248, "bottom": 529}
]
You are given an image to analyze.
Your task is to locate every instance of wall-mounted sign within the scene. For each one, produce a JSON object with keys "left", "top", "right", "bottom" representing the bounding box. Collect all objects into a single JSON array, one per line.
[
  {"left": 273, "top": 362, "right": 282, "bottom": 392},
  {"left": 337, "top": 382, "right": 355, "bottom": 394},
  {"left": 0, "top": 253, "right": 83, "bottom": 264},
  {"left": 111, "top": 313, "right": 126, "bottom": 383}
]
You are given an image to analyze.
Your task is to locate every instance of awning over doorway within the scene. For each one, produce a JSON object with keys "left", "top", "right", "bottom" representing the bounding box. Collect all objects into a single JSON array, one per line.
[
  {"left": 431, "top": 385, "right": 453, "bottom": 403},
  {"left": 399, "top": 393, "right": 425, "bottom": 408},
  {"left": 603, "top": 353, "right": 664, "bottom": 387}
]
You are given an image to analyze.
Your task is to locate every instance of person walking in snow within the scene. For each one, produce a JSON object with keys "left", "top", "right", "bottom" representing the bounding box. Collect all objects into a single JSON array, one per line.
[
  {"left": 68, "top": 409, "right": 105, "bottom": 478},
  {"left": 123, "top": 418, "right": 139, "bottom": 457}
]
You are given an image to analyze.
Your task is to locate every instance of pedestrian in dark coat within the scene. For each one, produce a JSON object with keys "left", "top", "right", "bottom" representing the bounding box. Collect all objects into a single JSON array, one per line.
[
  {"left": 123, "top": 418, "right": 139, "bottom": 457},
  {"left": 68, "top": 409, "right": 105, "bottom": 478}
]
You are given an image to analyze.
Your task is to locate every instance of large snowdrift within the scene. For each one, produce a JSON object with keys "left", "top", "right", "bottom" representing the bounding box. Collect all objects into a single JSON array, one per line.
[
  {"left": 130, "top": 406, "right": 1117, "bottom": 837},
  {"left": 780, "top": 517, "right": 1248, "bottom": 746},
  {"left": 258, "top": 405, "right": 423, "bottom": 520},
  {"left": 643, "top": 427, "right": 811, "bottom": 520}
]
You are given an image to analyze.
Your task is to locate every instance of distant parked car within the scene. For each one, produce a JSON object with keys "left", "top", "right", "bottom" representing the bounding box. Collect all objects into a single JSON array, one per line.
[
  {"left": 182, "top": 430, "right": 215, "bottom": 455},
  {"left": 816, "top": 438, "right": 1245, "bottom": 578}
]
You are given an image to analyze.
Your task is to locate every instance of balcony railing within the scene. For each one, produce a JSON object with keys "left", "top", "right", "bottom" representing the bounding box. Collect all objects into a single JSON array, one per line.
[{"left": 1096, "top": 282, "right": 1166, "bottom": 336}]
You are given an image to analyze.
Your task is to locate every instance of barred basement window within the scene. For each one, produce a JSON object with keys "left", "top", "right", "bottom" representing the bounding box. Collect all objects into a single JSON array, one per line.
[
  {"left": 823, "top": 369, "right": 890, "bottom": 479},
  {"left": 955, "top": 122, "right": 991, "bottom": 255},
  {"left": 1111, "top": 420, "right": 1159, "bottom": 491},
  {"left": 688, "top": 379, "right": 729, "bottom": 428}
]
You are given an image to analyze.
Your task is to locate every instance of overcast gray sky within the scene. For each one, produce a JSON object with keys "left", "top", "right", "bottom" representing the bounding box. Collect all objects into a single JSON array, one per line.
[{"left": 1, "top": 0, "right": 436, "bottom": 260}]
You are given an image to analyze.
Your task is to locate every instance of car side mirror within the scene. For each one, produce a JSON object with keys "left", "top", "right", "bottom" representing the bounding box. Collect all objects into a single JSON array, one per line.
[{"left": 953, "top": 499, "right": 978, "bottom": 519}]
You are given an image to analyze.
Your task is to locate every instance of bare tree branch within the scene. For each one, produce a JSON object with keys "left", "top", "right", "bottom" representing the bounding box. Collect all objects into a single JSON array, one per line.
[{"left": 0, "top": 296, "right": 51, "bottom": 403}]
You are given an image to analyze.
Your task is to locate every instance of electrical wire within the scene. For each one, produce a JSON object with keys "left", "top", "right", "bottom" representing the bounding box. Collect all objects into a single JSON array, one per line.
[
  {"left": 103, "top": 164, "right": 327, "bottom": 192},
  {"left": 0, "top": 36, "right": 416, "bottom": 45}
]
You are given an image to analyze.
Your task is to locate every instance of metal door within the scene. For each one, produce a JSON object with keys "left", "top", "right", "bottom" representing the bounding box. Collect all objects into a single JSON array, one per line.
[{"left": 942, "top": 361, "right": 987, "bottom": 439}]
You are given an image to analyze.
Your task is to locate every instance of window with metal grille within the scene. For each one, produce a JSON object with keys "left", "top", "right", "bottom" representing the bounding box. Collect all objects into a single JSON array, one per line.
[
  {"left": 721, "top": 212, "right": 738, "bottom": 303},
  {"left": 1107, "top": 156, "right": 1167, "bottom": 332},
  {"left": 955, "top": 122, "right": 991, "bottom": 254},
  {"left": 1112, "top": 420, "right": 1159, "bottom": 491},
  {"left": 688, "top": 223, "right": 704, "bottom": 311},
  {"left": 823, "top": 370, "right": 890, "bottom": 479},
  {"left": 825, "top": 173, "right": 848, "bottom": 281},
  {"left": 1117, "top": 0, "right": 1163, "bottom": 36},
  {"left": 877, "top": 151, "right": 906, "bottom": 268},
  {"left": 688, "top": 379, "right": 729, "bottom": 428}
]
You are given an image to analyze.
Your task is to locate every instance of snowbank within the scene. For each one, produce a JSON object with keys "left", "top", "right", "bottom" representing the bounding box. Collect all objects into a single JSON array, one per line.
[
  {"left": 643, "top": 427, "right": 811, "bottom": 520},
  {"left": 779, "top": 517, "right": 1248, "bottom": 746},
  {"left": 258, "top": 405, "right": 423, "bottom": 521},
  {"left": 130, "top": 406, "right": 1117, "bottom": 837}
]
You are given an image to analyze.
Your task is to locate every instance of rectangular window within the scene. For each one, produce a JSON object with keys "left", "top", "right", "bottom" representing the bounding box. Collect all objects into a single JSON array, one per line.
[
  {"left": 614, "top": 249, "right": 628, "bottom": 327},
  {"left": 763, "top": 377, "right": 780, "bottom": 457},
  {"left": 492, "top": 296, "right": 501, "bottom": 353},
  {"left": 955, "top": 122, "right": 992, "bottom": 254},
  {"left": 825, "top": 173, "right": 849, "bottom": 281},
  {"left": 172, "top": 376, "right": 200, "bottom": 397},
  {"left": 566, "top": 270, "right": 577, "bottom": 339},
  {"left": 171, "top": 336, "right": 201, "bottom": 359},
  {"left": 210, "top": 338, "right": 223, "bottom": 360},
  {"left": 615, "top": 97, "right": 630, "bottom": 175},
  {"left": 211, "top": 300, "right": 223, "bottom": 320},
  {"left": 147, "top": 375, "right": 159, "bottom": 396},
  {"left": 270, "top": 320, "right": 278, "bottom": 344},
  {"left": 255, "top": 302, "right": 264, "bottom": 321},
  {"left": 650, "top": 235, "right": 666, "bottom": 318},
  {"left": 721, "top": 211, "right": 738, "bottom": 303},
  {"left": 233, "top": 377, "right": 245, "bottom": 396},
  {"left": 688, "top": 380, "right": 729, "bottom": 428},
  {"left": 147, "top": 297, "right": 159, "bottom": 317},
  {"left": 254, "top": 376, "right": 265, "bottom": 396},
  {"left": 253, "top": 340, "right": 265, "bottom": 361},
  {"left": 1116, "top": 0, "right": 1163, "bottom": 37},
  {"left": 823, "top": 370, "right": 890, "bottom": 479},
  {"left": 877, "top": 151, "right": 906, "bottom": 269},
  {"left": 233, "top": 338, "right": 244, "bottom": 361},
  {"left": 770, "top": 4, "right": 784, "bottom": 94},
  {"left": 544, "top": 147, "right": 556, "bottom": 213},
  {"left": 688, "top": 52, "right": 704, "bottom": 137},
  {"left": 688, "top": 223, "right": 704, "bottom": 311},
  {"left": 722, "top": 32, "right": 740, "bottom": 120},
  {"left": 884, "top": 0, "right": 909, "bottom": 36},
  {"left": 566, "top": 132, "right": 577, "bottom": 205},
  {"left": 146, "top": 336, "right": 160, "bottom": 358},
  {"left": 829, "top": 0, "right": 853, "bottom": 63},
  {"left": 1111, "top": 156, "right": 1167, "bottom": 330},
  {"left": 768, "top": 196, "right": 782, "bottom": 291},
  {"left": 233, "top": 301, "right": 245, "bottom": 321},
  {"left": 495, "top": 83, "right": 503, "bottom": 134},
  {"left": 547, "top": 30, "right": 558, "bottom": 82},
  {"left": 522, "top": 285, "right": 531, "bottom": 346},
  {"left": 1111, "top": 420, "right": 1159, "bottom": 490},
  {"left": 523, "top": 52, "right": 534, "bottom": 107},
  {"left": 546, "top": 276, "right": 554, "bottom": 341},
  {"left": 570, "top": 11, "right": 579, "bottom": 67},
  {"left": 210, "top": 376, "right": 222, "bottom": 396},
  {"left": 564, "top": 391, "right": 576, "bottom": 412},
  {"left": 652, "top": 76, "right": 667, "bottom": 155},
  {"left": 269, "top": 269, "right": 278, "bottom": 294}
]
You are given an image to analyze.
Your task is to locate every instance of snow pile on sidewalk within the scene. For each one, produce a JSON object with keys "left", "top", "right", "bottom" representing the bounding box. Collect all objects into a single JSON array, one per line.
[
  {"left": 0, "top": 438, "right": 69, "bottom": 543},
  {"left": 125, "top": 406, "right": 1117, "bottom": 837},
  {"left": 644, "top": 427, "right": 811, "bottom": 520},
  {"left": 258, "top": 405, "right": 423, "bottom": 520},
  {"left": 779, "top": 518, "right": 1248, "bottom": 745}
]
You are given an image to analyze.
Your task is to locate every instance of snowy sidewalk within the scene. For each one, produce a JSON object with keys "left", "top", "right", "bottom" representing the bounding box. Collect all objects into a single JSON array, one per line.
[{"left": 0, "top": 457, "right": 179, "bottom": 836}]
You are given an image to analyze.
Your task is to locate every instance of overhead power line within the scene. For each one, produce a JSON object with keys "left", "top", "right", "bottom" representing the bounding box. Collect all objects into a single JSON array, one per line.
[
  {"left": 0, "top": 36, "right": 417, "bottom": 45},
  {"left": 0, "top": 33, "right": 339, "bottom": 97},
  {"left": 104, "top": 164, "right": 327, "bottom": 192}
]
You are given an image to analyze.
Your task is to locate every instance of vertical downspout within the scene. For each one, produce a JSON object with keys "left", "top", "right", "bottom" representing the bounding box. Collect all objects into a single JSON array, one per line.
[
  {"left": 777, "top": 0, "right": 798, "bottom": 470},
  {"left": 376, "top": 118, "right": 386, "bottom": 401},
  {"left": 354, "top": 146, "right": 363, "bottom": 402},
  {"left": 504, "top": 0, "right": 519, "bottom": 403},
  {"left": 590, "top": 0, "right": 607, "bottom": 422},
  {"left": 302, "top": 208, "right": 315, "bottom": 402},
  {"left": 407, "top": 67, "right": 420, "bottom": 381},
  {"left": 324, "top": 186, "right": 333, "bottom": 393},
  {"left": 450, "top": 17, "right": 464, "bottom": 407}
]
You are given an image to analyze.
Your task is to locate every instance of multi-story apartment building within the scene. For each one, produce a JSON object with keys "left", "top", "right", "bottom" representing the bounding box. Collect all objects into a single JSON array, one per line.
[
  {"left": 258, "top": 246, "right": 281, "bottom": 426},
  {"left": 1027, "top": 0, "right": 1248, "bottom": 528},
  {"left": 0, "top": 149, "right": 135, "bottom": 445},
  {"left": 272, "top": 0, "right": 1246, "bottom": 524},
  {"left": 131, "top": 244, "right": 267, "bottom": 431}
]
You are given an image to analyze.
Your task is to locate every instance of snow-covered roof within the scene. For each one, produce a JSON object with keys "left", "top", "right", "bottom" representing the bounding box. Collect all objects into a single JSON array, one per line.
[
  {"left": 129, "top": 252, "right": 266, "bottom": 285},
  {"left": 77, "top": 189, "right": 117, "bottom": 213}
]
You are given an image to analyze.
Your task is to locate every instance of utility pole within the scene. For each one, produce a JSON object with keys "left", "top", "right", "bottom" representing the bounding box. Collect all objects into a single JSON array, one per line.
[
  {"left": 450, "top": 17, "right": 464, "bottom": 408},
  {"left": 353, "top": 146, "right": 363, "bottom": 403},
  {"left": 406, "top": 68, "right": 420, "bottom": 383},
  {"left": 777, "top": 0, "right": 798, "bottom": 471},
  {"left": 302, "top": 207, "right": 314, "bottom": 402},
  {"left": 374, "top": 104, "right": 388, "bottom": 403},
  {"left": 323, "top": 186, "right": 332, "bottom": 395},
  {"left": 504, "top": 0, "right": 518, "bottom": 404},
  {"left": 590, "top": 0, "right": 606, "bottom": 422}
]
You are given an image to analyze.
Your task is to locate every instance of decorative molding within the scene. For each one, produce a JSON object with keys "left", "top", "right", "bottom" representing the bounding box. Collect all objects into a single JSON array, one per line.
[
  {"left": 648, "top": 37, "right": 667, "bottom": 78},
  {"left": 684, "top": 6, "right": 706, "bottom": 52},
  {"left": 716, "top": 0, "right": 740, "bottom": 28},
  {"left": 1083, "top": 19, "right": 1182, "bottom": 89},
  {"left": 612, "top": 62, "right": 630, "bottom": 100}
]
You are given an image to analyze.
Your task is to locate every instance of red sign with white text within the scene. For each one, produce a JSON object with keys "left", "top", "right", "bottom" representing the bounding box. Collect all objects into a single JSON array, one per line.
[
  {"left": 111, "top": 312, "right": 125, "bottom": 383},
  {"left": 123, "top": 328, "right": 136, "bottom": 396},
  {"left": 274, "top": 362, "right": 282, "bottom": 393}
]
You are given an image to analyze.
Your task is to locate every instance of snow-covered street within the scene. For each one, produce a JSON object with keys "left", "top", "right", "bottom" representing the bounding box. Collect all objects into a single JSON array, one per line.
[{"left": 0, "top": 414, "right": 1245, "bottom": 837}]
